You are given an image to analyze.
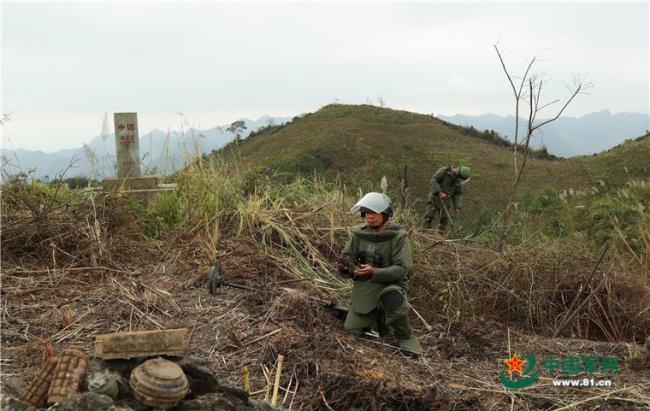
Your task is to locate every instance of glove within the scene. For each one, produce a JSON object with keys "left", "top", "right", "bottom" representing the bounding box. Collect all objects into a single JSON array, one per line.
[
  {"left": 337, "top": 257, "right": 356, "bottom": 276},
  {"left": 353, "top": 264, "right": 373, "bottom": 281}
]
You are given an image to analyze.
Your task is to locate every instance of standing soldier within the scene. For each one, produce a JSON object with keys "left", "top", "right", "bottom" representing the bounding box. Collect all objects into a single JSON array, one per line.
[
  {"left": 424, "top": 165, "right": 471, "bottom": 230},
  {"left": 337, "top": 192, "right": 423, "bottom": 355}
]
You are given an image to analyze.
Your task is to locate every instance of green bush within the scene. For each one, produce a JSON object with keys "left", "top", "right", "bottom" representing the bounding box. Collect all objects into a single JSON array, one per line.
[{"left": 148, "top": 190, "right": 186, "bottom": 230}]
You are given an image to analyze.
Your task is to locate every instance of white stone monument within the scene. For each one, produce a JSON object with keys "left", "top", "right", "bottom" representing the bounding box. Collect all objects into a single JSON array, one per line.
[
  {"left": 113, "top": 112, "right": 142, "bottom": 178},
  {"left": 102, "top": 112, "right": 159, "bottom": 193}
]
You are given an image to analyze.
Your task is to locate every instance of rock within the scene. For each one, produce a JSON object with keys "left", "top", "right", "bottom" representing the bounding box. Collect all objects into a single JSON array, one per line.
[
  {"left": 249, "top": 399, "right": 283, "bottom": 411},
  {"left": 87, "top": 371, "right": 120, "bottom": 399},
  {"left": 216, "top": 386, "right": 250, "bottom": 403},
  {"left": 176, "top": 392, "right": 283, "bottom": 411},
  {"left": 51, "top": 392, "right": 114, "bottom": 411},
  {"left": 3, "top": 376, "right": 28, "bottom": 398},
  {"left": 176, "top": 392, "right": 250, "bottom": 411},
  {"left": 88, "top": 358, "right": 134, "bottom": 399},
  {"left": 178, "top": 356, "right": 220, "bottom": 397},
  {"left": 0, "top": 395, "right": 38, "bottom": 411}
]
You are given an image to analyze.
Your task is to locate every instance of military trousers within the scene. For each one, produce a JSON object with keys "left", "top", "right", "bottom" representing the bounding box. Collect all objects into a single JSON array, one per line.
[
  {"left": 424, "top": 196, "right": 452, "bottom": 229},
  {"left": 344, "top": 287, "right": 414, "bottom": 339}
]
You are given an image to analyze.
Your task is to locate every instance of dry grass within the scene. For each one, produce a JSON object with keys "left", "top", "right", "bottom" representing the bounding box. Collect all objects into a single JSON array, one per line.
[{"left": 1, "top": 168, "right": 649, "bottom": 410}]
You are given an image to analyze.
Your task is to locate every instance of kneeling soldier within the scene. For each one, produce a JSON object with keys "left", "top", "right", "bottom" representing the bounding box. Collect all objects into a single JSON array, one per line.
[{"left": 337, "top": 192, "right": 423, "bottom": 355}]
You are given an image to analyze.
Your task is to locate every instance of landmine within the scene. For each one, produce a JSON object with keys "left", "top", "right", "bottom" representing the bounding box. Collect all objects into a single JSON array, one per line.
[
  {"left": 22, "top": 357, "right": 59, "bottom": 407},
  {"left": 94, "top": 328, "right": 189, "bottom": 360},
  {"left": 47, "top": 347, "right": 88, "bottom": 404},
  {"left": 130, "top": 357, "right": 189, "bottom": 409}
]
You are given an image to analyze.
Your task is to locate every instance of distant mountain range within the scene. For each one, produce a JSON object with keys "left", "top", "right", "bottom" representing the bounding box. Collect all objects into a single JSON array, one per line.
[
  {"left": 2, "top": 109, "right": 648, "bottom": 180},
  {"left": 438, "top": 110, "right": 649, "bottom": 157},
  {"left": 1, "top": 116, "right": 291, "bottom": 180}
]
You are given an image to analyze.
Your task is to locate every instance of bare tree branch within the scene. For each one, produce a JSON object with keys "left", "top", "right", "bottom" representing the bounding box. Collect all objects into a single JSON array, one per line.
[
  {"left": 494, "top": 44, "right": 591, "bottom": 250},
  {"left": 494, "top": 44, "right": 518, "bottom": 99},
  {"left": 537, "top": 99, "right": 560, "bottom": 112},
  {"left": 532, "top": 82, "right": 587, "bottom": 131},
  {"left": 494, "top": 44, "right": 538, "bottom": 177}
]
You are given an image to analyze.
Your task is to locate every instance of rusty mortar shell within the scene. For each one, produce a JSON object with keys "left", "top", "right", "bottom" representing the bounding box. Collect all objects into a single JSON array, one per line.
[
  {"left": 22, "top": 357, "right": 59, "bottom": 407},
  {"left": 47, "top": 347, "right": 89, "bottom": 404}
]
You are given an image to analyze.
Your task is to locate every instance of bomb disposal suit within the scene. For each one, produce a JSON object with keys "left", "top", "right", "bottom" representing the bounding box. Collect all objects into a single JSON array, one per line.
[{"left": 339, "top": 192, "right": 422, "bottom": 354}]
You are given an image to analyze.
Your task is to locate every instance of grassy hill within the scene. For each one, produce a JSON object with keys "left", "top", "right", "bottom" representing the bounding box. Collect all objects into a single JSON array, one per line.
[
  {"left": 574, "top": 133, "right": 650, "bottom": 185},
  {"left": 214, "top": 104, "right": 650, "bottom": 227}
]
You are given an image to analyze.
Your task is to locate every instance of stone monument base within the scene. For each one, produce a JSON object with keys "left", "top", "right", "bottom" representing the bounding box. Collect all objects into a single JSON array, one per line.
[
  {"left": 99, "top": 176, "right": 175, "bottom": 203},
  {"left": 101, "top": 175, "right": 159, "bottom": 191}
]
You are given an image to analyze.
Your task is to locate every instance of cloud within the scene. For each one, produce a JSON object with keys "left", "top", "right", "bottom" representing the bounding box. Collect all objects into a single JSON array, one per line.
[{"left": 2, "top": 2, "right": 648, "bottom": 151}]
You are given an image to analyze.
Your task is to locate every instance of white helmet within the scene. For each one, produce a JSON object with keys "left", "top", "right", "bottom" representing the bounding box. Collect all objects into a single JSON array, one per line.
[{"left": 350, "top": 192, "right": 394, "bottom": 217}]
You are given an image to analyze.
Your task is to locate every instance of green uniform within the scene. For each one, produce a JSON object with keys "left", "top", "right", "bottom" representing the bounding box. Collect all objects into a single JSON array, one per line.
[
  {"left": 341, "top": 223, "right": 422, "bottom": 353},
  {"left": 424, "top": 166, "right": 464, "bottom": 229}
]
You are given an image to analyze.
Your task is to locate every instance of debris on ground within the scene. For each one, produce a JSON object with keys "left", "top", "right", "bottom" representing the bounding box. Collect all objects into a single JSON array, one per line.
[
  {"left": 21, "top": 358, "right": 58, "bottom": 408},
  {"left": 94, "top": 328, "right": 190, "bottom": 359},
  {"left": 129, "top": 357, "right": 189, "bottom": 408},
  {"left": 2, "top": 183, "right": 648, "bottom": 410},
  {"left": 47, "top": 347, "right": 88, "bottom": 404}
]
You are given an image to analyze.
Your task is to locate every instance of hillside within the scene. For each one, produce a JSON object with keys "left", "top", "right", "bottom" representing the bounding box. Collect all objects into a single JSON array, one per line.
[
  {"left": 215, "top": 104, "right": 650, "bottom": 227},
  {"left": 575, "top": 134, "right": 650, "bottom": 184}
]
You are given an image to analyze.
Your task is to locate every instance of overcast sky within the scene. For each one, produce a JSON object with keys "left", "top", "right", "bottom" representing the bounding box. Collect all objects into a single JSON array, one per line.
[{"left": 2, "top": 2, "right": 649, "bottom": 152}]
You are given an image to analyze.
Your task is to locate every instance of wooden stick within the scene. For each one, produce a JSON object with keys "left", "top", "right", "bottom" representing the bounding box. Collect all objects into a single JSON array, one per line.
[
  {"left": 242, "top": 367, "right": 251, "bottom": 394},
  {"left": 329, "top": 212, "right": 335, "bottom": 249},
  {"left": 553, "top": 242, "right": 609, "bottom": 337},
  {"left": 271, "top": 354, "right": 284, "bottom": 406},
  {"left": 411, "top": 306, "right": 432, "bottom": 331},
  {"left": 289, "top": 377, "right": 299, "bottom": 410},
  {"left": 319, "top": 387, "right": 336, "bottom": 411},
  {"left": 262, "top": 366, "right": 271, "bottom": 401},
  {"left": 282, "top": 374, "right": 293, "bottom": 405},
  {"left": 242, "top": 328, "right": 282, "bottom": 348}
]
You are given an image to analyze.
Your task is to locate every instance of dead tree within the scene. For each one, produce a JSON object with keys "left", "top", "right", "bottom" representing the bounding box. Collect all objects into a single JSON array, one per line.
[
  {"left": 494, "top": 44, "right": 592, "bottom": 246},
  {"left": 493, "top": 45, "right": 536, "bottom": 176}
]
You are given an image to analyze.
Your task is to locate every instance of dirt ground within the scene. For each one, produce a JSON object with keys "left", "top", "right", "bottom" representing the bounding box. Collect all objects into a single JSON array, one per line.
[{"left": 2, "top": 237, "right": 649, "bottom": 410}]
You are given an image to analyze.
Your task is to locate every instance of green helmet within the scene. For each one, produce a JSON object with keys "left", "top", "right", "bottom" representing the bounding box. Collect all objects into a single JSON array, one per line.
[{"left": 458, "top": 166, "right": 471, "bottom": 180}]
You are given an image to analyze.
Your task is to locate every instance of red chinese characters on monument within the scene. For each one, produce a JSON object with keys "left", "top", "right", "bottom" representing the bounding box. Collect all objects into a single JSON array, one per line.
[
  {"left": 121, "top": 159, "right": 137, "bottom": 168},
  {"left": 117, "top": 123, "right": 137, "bottom": 146},
  {"left": 119, "top": 133, "right": 136, "bottom": 146}
]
